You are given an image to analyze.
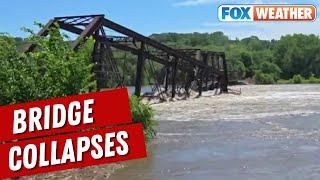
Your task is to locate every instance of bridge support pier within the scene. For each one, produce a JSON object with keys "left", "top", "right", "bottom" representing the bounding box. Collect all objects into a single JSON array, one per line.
[
  {"left": 134, "top": 43, "right": 145, "bottom": 97},
  {"left": 198, "top": 69, "right": 204, "bottom": 96},
  {"left": 171, "top": 57, "right": 178, "bottom": 99},
  {"left": 211, "top": 54, "right": 218, "bottom": 90},
  {"left": 221, "top": 54, "right": 229, "bottom": 93},
  {"left": 184, "top": 70, "right": 193, "bottom": 97},
  {"left": 203, "top": 53, "right": 209, "bottom": 91},
  {"left": 92, "top": 41, "right": 109, "bottom": 91},
  {"left": 164, "top": 66, "right": 170, "bottom": 93}
]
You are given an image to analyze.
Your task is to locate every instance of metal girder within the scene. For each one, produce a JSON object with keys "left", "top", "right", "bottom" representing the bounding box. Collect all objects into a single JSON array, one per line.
[
  {"left": 57, "top": 21, "right": 83, "bottom": 34},
  {"left": 171, "top": 57, "right": 178, "bottom": 98},
  {"left": 23, "top": 14, "right": 229, "bottom": 96},
  {"left": 39, "top": 21, "right": 177, "bottom": 70},
  {"left": 101, "top": 18, "right": 211, "bottom": 70},
  {"left": 109, "top": 42, "right": 193, "bottom": 72},
  {"left": 135, "top": 43, "right": 145, "bottom": 96},
  {"left": 54, "top": 14, "right": 104, "bottom": 20},
  {"left": 52, "top": 20, "right": 173, "bottom": 67},
  {"left": 221, "top": 53, "right": 229, "bottom": 93},
  {"left": 25, "top": 15, "right": 215, "bottom": 73},
  {"left": 109, "top": 42, "right": 196, "bottom": 72},
  {"left": 72, "top": 16, "right": 103, "bottom": 50},
  {"left": 24, "top": 19, "right": 56, "bottom": 53},
  {"left": 109, "top": 42, "right": 170, "bottom": 66}
]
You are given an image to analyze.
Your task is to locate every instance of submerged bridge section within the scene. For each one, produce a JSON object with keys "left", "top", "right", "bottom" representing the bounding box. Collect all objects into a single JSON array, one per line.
[{"left": 25, "top": 14, "right": 229, "bottom": 98}]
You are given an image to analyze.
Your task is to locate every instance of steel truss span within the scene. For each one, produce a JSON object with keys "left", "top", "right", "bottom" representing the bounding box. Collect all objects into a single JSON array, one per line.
[{"left": 24, "top": 14, "right": 229, "bottom": 98}]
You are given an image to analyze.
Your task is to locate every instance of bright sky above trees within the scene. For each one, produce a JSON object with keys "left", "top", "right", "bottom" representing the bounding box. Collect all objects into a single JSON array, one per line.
[{"left": 0, "top": 0, "right": 319, "bottom": 40}]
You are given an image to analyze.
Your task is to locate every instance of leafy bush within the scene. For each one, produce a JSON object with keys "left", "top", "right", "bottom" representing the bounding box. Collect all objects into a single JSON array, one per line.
[
  {"left": 0, "top": 25, "right": 96, "bottom": 105},
  {"left": 277, "top": 74, "right": 320, "bottom": 84},
  {"left": 254, "top": 71, "right": 276, "bottom": 84},
  {"left": 130, "top": 96, "right": 157, "bottom": 141},
  {"left": 307, "top": 74, "right": 320, "bottom": 84},
  {"left": 259, "top": 61, "right": 281, "bottom": 81},
  {"left": 277, "top": 79, "right": 292, "bottom": 84},
  {"left": 233, "top": 60, "right": 246, "bottom": 78},
  {"left": 292, "top": 74, "right": 303, "bottom": 84},
  {"left": 0, "top": 25, "right": 158, "bottom": 142}
]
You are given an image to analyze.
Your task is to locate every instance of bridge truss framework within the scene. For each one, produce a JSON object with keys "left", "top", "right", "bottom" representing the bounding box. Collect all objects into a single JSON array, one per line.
[{"left": 25, "top": 14, "right": 229, "bottom": 98}]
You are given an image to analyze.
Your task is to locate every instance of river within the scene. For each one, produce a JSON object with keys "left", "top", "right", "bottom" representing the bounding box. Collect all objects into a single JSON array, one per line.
[{"left": 110, "top": 85, "right": 320, "bottom": 180}]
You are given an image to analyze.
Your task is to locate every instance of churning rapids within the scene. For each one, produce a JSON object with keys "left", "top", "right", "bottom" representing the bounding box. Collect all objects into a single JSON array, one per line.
[{"left": 109, "top": 85, "right": 320, "bottom": 180}]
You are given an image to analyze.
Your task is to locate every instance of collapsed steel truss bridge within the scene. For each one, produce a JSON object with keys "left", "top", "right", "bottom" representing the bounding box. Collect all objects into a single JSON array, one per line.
[{"left": 25, "top": 14, "right": 229, "bottom": 98}]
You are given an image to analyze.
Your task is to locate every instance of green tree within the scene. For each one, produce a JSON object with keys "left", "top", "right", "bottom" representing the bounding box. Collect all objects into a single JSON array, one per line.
[
  {"left": 259, "top": 61, "right": 281, "bottom": 81},
  {"left": 254, "top": 71, "right": 276, "bottom": 84},
  {"left": 240, "top": 52, "right": 254, "bottom": 78},
  {"left": 0, "top": 25, "right": 96, "bottom": 105},
  {"left": 8, "top": 31, "right": 320, "bottom": 85}
]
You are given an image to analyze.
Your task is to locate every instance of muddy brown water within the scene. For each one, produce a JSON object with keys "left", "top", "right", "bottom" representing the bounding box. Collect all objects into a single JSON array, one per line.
[{"left": 109, "top": 85, "right": 320, "bottom": 180}]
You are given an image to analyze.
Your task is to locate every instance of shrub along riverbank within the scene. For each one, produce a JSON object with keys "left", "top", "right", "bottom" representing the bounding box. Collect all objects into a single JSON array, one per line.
[
  {"left": 255, "top": 74, "right": 320, "bottom": 85},
  {"left": 130, "top": 96, "right": 157, "bottom": 141},
  {"left": 0, "top": 26, "right": 157, "bottom": 140},
  {"left": 277, "top": 74, "right": 320, "bottom": 84}
]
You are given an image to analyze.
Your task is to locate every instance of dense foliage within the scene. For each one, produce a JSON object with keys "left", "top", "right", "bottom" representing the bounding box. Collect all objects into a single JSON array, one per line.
[
  {"left": 130, "top": 96, "right": 157, "bottom": 141},
  {"left": 10, "top": 31, "right": 320, "bottom": 85},
  {"left": 0, "top": 26, "right": 157, "bottom": 140},
  {"left": 0, "top": 27, "right": 96, "bottom": 105},
  {"left": 151, "top": 32, "right": 320, "bottom": 84}
]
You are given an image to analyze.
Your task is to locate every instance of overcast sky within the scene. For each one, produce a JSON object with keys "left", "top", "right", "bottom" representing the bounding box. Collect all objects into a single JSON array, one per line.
[{"left": 0, "top": 0, "right": 319, "bottom": 40}]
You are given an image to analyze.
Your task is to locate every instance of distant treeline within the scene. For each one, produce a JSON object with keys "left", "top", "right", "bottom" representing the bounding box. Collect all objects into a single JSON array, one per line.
[
  {"left": 151, "top": 32, "right": 320, "bottom": 84},
  {"left": 12, "top": 31, "right": 320, "bottom": 84}
]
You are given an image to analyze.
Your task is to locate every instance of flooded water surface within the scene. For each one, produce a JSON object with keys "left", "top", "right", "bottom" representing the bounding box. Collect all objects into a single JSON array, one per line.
[{"left": 110, "top": 85, "right": 320, "bottom": 180}]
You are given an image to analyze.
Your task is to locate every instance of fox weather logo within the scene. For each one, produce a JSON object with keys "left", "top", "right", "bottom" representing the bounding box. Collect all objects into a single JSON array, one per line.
[
  {"left": 218, "top": 4, "right": 316, "bottom": 22},
  {"left": 219, "top": 5, "right": 252, "bottom": 21}
]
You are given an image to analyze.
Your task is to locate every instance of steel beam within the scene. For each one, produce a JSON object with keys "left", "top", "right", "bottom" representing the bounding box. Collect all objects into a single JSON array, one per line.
[
  {"left": 164, "top": 66, "right": 170, "bottom": 93},
  {"left": 51, "top": 21, "right": 172, "bottom": 68},
  {"left": 72, "top": 16, "right": 103, "bottom": 50},
  {"left": 57, "top": 21, "right": 83, "bottom": 34},
  {"left": 57, "top": 22, "right": 175, "bottom": 69},
  {"left": 25, "top": 14, "right": 229, "bottom": 95},
  {"left": 54, "top": 14, "right": 104, "bottom": 20},
  {"left": 24, "top": 19, "right": 56, "bottom": 53},
  {"left": 184, "top": 70, "right": 193, "bottom": 97},
  {"left": 221, "top": 53, "right": 229, "bottom": 93},
  {"left": 134, "top": 43, "right": 145, "bottom": 97},
  {"left": 171, "top": 57, "right": 178, "bottom": 99},
  {"left": 198, "top": 69, "right": 204, "bottom": 96},
  {"left": 109, "top": 42, "right": 170, "bottom": 66},
  {"left": 202, "top": 53, "right": 209, "bottom": 91},
  {"left": 102, "top": 18, "right": 211, "bottom": 70}
]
